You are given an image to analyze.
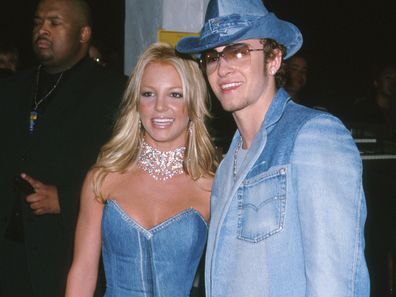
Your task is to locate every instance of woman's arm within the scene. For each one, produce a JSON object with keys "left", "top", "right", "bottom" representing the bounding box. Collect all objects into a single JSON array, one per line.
[{"left": 65, "top": 170, "right": 104, "bottom": 297}]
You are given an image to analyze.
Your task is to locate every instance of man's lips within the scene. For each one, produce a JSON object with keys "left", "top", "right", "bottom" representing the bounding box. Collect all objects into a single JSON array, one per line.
[
  {"left": 35, "top": 38, "right": 51, "bottom": 49},
  {"left": 220, "top": 81, "right": 242, "bottom": 92}
]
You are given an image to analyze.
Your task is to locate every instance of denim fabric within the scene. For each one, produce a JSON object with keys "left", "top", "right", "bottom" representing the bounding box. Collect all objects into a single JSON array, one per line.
[
  {"left": 205, "top": 88, "right": 370, "bottom": 297},
  {"left": 176, "top": 0, "right": 302, "bottom": 59},
  {"left": 102, "top": 200, "right": 208, "bottom": 297}
]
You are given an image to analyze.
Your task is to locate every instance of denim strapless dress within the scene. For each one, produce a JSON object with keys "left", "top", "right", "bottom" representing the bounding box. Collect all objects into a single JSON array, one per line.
[{"left": 101, "top": 199, "right": 208, "bottom": 297}]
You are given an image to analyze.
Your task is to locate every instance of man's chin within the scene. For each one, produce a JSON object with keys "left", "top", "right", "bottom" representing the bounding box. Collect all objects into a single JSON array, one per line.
[{"left": 33, "top": 49, "right": 53, "bottom": 63}]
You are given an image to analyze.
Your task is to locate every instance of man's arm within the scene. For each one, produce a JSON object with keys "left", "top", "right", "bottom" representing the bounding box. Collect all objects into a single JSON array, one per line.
[{"left": 292, "top": 114, "right": 370, "bottom": 297}]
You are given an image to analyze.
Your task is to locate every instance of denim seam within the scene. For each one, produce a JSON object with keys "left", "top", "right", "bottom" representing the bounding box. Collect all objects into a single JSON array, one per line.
[
  {"left": 108, "top": 199, "right": 153, "bottom": 239},
  {"left": 137, "top": 233, "right": 148, "bottom": 297},
  {"left": 243, "top": 166, "right": 287, "bottom": 186},
  {"left": 351, "top": 182, "right": 364, "bottom": 297},
  {"left": 237, "top": 194, "right": 286, "bottom": 243},
  {"left": 107, "top": 200, "right": 207, "bottom": 237}
]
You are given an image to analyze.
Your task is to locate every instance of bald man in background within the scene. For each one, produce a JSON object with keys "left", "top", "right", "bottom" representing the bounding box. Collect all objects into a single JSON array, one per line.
[{"left": 0, "top": 1, "right": 125, "bottom": 296}]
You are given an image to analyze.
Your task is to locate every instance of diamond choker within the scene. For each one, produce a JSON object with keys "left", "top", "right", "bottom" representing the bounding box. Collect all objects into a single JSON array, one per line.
[{"left": 137, "top": 140, "right": 186, "bottom": 181}]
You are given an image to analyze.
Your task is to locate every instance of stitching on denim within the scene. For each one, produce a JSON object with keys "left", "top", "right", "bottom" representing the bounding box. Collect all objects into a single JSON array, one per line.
[
  {"left": 243, "top": 166, "right": 287, "bottom": 186},
  {"left": 207, "top": 17, "right": 252, "bottom": 35},
  {"left": 151, "top": 208, "right": 208, "bottom": 233},
  {"left": 237, "top": 168, "right": 287, "bottom": 243},
  {"left": 107, "top": 199, "right": 153, "bottom": 239},
  {"left": 351, "top": 184, "right": 364, "bottom": 296},
  {"left": 243, "top": 194, "right": 283, "bottom": 211},
  {"left": 107, "top": 200, "right": 207, "bottom": 237},
  {"left": 137, "top": 232, "right": 148, "bottom": 297},
  {"left": 237, "top": 194, "right": 286, "bottom": 243}
]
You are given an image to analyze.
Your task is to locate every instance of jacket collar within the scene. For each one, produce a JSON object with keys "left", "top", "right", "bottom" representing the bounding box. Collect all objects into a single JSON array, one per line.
[{"left": 262, "top": 87, "right": 291, "bottom": 130}]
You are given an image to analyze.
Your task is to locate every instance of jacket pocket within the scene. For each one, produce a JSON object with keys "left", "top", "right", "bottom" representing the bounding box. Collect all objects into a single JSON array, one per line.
[{"left": 237, "top": 166, "right": 287, "bottom": 243}]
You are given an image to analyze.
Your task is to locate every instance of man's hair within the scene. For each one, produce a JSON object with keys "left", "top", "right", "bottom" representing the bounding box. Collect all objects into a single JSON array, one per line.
[
  {"left": 73, "top": 0, "right": 93, "bottom": 27},
  {"left": 261, "top": 39, "right": 287, "bottom": 88},
  {"left": 37, "top": 0, "right": 93, "bottom": 27}
]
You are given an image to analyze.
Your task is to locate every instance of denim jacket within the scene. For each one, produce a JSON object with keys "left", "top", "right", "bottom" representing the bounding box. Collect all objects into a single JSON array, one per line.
[{"left": 205, "top": 88, "right": 369, "bottom": 297}]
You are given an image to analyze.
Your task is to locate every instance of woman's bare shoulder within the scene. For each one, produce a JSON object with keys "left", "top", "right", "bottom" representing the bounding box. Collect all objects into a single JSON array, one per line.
[{"left": 195, "top": 175, "right": 214, "bottom": 193}]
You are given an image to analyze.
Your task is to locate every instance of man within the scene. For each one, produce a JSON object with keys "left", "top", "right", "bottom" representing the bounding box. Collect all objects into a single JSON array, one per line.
[
  {"left": 0, "top": 0, "right": 125, "bottom": 296},
  {"left": 177, "top": 0, "right": 370, "bottom": 296},
  {"left": 352, "top": 63, "right": 396, "bottom": 140},
  {"left": 0, "top": 44, "right": 19, "bottom": 76},
  {"left": 284, "top": 54, "right": 308, "bottom": 104}
]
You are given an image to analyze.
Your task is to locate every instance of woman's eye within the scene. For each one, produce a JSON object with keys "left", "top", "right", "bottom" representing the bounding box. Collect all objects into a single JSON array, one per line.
[
  {"left": 141, "top": 91, "right": 154, "bottom": 97},
  {"left": 170, "top": 92, "right": 183, "bottom": 98}
]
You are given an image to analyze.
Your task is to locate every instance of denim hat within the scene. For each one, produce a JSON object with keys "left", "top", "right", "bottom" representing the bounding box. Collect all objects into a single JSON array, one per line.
[{"left": 176, "top": 0, "right": 303, "bottom": 59}]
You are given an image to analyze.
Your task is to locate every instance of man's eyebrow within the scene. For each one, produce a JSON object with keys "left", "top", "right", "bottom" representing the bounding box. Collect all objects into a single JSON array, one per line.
[{"left": 34, "top": 15, "right": 62, "bottom": 20}]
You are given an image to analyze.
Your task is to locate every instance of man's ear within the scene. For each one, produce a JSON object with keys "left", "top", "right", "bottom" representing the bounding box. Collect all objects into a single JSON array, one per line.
[
  {"left": 80, "top": 26, "right": 92, "bottom": 44},
  {"left": 267, "top": 49, "right": 282, "bottom": 76}
]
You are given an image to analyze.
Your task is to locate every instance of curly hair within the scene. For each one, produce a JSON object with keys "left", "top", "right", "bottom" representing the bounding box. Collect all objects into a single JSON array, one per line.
[{"left": 261, "top": 39, "right": 287, "bottom": 88}]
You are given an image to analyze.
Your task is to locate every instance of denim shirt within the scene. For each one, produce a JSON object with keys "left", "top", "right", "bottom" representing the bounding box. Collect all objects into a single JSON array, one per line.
[{"left": 205, "top": 88, "right": 369, "bottom": 297}]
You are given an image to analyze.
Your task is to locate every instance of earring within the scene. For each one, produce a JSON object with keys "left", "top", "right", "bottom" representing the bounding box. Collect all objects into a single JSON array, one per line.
[
  {"left": 138, "top": 119, "right": 142, "bottom": 130},
  {"left": 188, "top": 121, "right": 193, "bottom": 135}
]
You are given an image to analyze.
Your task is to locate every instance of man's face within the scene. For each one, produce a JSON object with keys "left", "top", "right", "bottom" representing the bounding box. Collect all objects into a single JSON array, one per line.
[
  {"left": 32, "top": 0, "right": 86, "bottom": 72},
  {"left": 375, "top": 66, "right": 396, "bottom": 97},
  {"left": 206, "top": 39, "right": 272, "bottom": 114},
  {"left": 285, "top": 56, "right": 307, "bottom": 94},
  {"left": 0, "top": 53, "right": 18, "bottom": 72}
]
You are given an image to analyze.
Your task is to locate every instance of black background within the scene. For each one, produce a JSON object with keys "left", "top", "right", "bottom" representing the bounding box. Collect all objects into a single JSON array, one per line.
[
  {"left": 266, "top": 0, "right": 396, "bottom": 112},
  {"left": 1, "top": 0, "right": 395, "bottom": 106}
]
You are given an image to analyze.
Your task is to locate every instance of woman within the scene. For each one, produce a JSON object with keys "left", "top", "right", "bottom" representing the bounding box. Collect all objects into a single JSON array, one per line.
[{"left": 65, "top": 43, "right": 218, "bottom": 297}]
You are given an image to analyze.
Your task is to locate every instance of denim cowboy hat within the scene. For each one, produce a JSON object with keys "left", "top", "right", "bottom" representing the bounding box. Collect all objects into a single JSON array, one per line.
[{"left": 176, "top": 0, "right": 303, "bottom": 59}]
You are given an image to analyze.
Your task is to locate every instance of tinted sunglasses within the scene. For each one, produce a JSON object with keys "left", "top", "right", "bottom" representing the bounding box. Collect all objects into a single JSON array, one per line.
[{"left": 201, "top": 43, "right": 264, "bottom": 74}]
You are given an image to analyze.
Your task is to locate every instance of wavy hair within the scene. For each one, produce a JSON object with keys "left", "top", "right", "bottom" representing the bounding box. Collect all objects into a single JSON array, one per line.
[
  {"left": 92, "top": 43, "right": 218, "bottom": 200},
  {"left": 261, "top": 39, "right": 287, "bottom": 88}
]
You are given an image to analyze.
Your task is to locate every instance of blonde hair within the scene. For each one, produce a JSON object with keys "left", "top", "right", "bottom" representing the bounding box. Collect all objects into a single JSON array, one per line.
[{"left": 93, "top": 43, "right": 218, "bottom": 200}]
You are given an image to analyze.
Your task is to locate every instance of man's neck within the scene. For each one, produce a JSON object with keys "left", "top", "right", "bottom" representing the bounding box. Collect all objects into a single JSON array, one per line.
[
  {"left": 233, "top": 89, "right": 276, "bottom": 149},
  {"left": 42, "top": 61, "right": 78, "bottom": 75},
  {"left": 41, "top": 53, "right": 87, "bottom": 74}
]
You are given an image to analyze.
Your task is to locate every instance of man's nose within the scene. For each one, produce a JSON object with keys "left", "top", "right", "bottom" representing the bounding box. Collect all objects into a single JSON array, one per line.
[
  {"left": 35, "top": 21, "right": 50, "bottom": 36},
  {"left": 217, "top": 56, "right": 233, "bottom": 77}
]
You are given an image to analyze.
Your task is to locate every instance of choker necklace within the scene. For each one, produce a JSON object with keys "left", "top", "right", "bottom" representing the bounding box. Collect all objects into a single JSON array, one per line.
[
  {"left": 137, "top": 140, "right": 186, "bottom": 181},
  {"left": 29, "top": 64, "right": 64, "bottom": 134}
]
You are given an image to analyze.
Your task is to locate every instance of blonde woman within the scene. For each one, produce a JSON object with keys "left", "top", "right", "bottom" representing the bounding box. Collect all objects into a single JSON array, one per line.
[{"left": 65, "top": 43, "right": 218, "bottom": 297}]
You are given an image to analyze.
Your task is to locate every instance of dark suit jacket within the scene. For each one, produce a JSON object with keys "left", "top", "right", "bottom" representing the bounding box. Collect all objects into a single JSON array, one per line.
[{"left": 0, "top": 57, "right": 126, "bottom": 297}]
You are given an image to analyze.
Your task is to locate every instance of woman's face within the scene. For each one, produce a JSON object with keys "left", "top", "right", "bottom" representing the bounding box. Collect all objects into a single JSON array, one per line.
[{"left": 139, "top": 62, "right": 189, "bottom": 150}]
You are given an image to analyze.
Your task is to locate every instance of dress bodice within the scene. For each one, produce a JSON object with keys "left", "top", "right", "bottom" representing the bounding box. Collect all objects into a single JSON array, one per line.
[{"left": 101, "top": 199, "right": 208, "bottom": 297}]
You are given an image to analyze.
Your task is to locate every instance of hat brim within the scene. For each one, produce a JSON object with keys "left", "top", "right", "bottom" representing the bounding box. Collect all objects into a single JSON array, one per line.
[{"left": 176, "top": 13, "right": 302, "bottom": 59}]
